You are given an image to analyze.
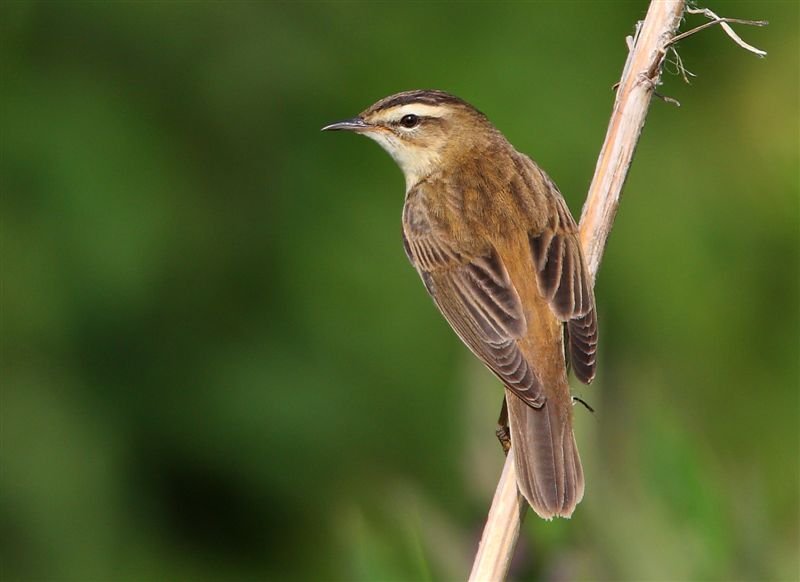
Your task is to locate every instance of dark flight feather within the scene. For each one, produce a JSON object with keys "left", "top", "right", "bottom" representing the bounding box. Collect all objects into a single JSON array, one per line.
[
  {"left": 528, "top": 198, "right": 598, "bottom": 384},
  {"left": 402, "top": 228, "right": 545, "bottom": 408}
]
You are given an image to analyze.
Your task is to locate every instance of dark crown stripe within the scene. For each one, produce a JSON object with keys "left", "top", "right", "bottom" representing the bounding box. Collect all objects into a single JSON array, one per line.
[{"left": 367, "top": 90, "right": 483, "bottom": 116}]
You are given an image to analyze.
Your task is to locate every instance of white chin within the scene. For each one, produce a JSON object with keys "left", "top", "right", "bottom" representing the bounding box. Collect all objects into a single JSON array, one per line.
[{"left": 363, "top": 132, "right": 438, "bottom": 189}]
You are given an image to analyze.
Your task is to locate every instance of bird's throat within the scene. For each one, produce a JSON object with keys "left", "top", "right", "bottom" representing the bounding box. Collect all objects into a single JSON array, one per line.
[{"left": 364, "top": 131, "right": 442, "bottom": 192}]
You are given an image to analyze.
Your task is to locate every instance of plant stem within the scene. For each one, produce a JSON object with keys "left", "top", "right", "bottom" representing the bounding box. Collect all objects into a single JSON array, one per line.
[{"left": 468, "top": 1, "right": 686, "bottom": 579}]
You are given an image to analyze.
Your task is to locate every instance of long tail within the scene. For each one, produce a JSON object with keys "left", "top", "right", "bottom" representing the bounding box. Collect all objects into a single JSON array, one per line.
[{"left": 506, "top": 388, "right": 584, "bottom": 519}]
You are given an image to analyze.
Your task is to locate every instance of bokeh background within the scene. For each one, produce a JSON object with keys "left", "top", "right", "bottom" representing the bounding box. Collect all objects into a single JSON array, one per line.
[{"left": 3, "top": 1, "right": 798, "bottom": 580}]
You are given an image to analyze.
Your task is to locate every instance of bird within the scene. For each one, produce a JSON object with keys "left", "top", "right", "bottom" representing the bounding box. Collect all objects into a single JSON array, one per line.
[{"left": 322, "top": 89, "right": 597, "bottom": 519}]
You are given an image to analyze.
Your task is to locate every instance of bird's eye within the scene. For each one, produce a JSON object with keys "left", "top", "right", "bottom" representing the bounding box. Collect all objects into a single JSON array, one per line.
[{"left": 399, "top": 114, "right": 420, "bottom": 128}]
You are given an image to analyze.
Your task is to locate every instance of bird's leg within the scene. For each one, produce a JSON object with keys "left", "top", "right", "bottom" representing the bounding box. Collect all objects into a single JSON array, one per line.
[
  {"left": 495, "top": 396, "right": 511, "bottom": 456},
  {"left": 572, "top": 395, "right": 595, "bottom": 414}
]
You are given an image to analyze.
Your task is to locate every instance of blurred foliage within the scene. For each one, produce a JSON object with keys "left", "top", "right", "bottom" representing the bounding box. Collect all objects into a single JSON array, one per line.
[{"left": 2, "top": 1, "right": 798, "bottom": 580}]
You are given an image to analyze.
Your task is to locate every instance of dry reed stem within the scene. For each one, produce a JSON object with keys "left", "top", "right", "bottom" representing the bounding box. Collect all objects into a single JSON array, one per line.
[
  {"left": 468, "top": 2, "right": 766, "bottom": 578},
  {"left": 469, "top": 1, "right": 686, "bottom": 579}
]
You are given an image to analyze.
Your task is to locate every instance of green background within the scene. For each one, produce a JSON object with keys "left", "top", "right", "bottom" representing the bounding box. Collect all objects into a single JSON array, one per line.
[{"left": 3, "top": 1, "right": 798, "bottom": 580}]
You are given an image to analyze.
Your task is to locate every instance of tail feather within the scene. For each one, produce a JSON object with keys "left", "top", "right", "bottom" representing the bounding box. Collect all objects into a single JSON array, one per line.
[{"left": 506, "top": 389, "right": 584, "bottom": 519}]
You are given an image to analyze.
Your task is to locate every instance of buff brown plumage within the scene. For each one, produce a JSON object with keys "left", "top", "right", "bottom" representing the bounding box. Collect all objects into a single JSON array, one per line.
[{"left": 323, "top": 90, "right": 597, "bottom": 519}]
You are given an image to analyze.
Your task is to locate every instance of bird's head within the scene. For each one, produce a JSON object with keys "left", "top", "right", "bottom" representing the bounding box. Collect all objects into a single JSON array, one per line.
[{"left": 322, "top": 89, "right": 497, "bottom": 189}]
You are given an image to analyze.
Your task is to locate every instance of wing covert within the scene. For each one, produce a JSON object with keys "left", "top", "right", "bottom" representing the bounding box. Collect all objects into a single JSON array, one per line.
[{"left": 403, "top": 230, "right": 545, "bottom": 407}]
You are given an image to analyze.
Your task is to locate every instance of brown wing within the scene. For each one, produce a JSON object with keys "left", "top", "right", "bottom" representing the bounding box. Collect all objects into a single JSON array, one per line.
[
  {"left": 403, "top": 230, "right": 545, "bottom": 408},
  {"left": 528, "top": 198, "right": 598, "bottom": 384}
]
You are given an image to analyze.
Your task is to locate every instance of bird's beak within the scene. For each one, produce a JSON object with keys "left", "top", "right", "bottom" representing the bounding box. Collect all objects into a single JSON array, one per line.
[{"left": 321, "top": 117, "right": 371, "bottom": 132}]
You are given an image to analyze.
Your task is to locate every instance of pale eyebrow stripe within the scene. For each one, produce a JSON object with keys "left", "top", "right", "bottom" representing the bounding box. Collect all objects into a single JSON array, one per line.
[{"left": 382, "top": 103, "right": 448, "bottom": 119}]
